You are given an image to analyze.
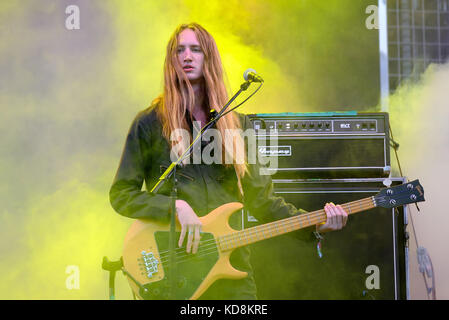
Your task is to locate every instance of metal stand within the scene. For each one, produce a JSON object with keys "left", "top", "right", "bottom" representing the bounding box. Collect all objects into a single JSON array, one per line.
[{"left": 101, "top": 256, "right": 124, "bottom": 300}]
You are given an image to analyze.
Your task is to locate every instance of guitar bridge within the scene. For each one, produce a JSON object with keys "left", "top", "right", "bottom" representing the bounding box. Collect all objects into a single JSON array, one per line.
[{"left": 140, "top": 251, "right": 159, "bottom": 278}]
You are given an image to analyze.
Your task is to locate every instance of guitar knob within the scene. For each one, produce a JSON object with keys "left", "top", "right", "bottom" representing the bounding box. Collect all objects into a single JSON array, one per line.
[
  {"left": 407, "top": 184, "right": 413, "bottom": 190},
  {"left": 387, "top": 189, "right": 393, "bottom": 195},
  {"left": 389, "top": 199, "right": 396, "bottom": 205},
  {"left": 410, "top": 194, "right": 417, "bottom": 201}
]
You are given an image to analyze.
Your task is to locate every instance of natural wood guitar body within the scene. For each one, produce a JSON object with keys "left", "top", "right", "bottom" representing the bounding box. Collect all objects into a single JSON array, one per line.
[{"left": 123, "top": 202, "right": 247, "bottom": 300}]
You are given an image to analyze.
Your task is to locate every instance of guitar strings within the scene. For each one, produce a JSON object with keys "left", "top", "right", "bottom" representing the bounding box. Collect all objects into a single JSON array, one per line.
[
  {"left": 156, "top": 207, "right": 327, "bottom": 260},
  {"left": 151, "top": 193, "right": 418, "bottom": 269},
  {"left": 151, "top": 192, "right": 415, "bottom": 261},
  {"left": 156, "top": 199, "right": 404, "bottom": 269},
  {"left": 138, "top": 194, "right": 417, "bottom": 277},
  {"left": 159, "top": 206, "right": 347, "bottom": 267},
  {"left": 155, "top": 212, "right": 326, "bottom": 266},
  {"left": 156, "top": 196, "right": 374, "bottom": 258},
  {"left": 160, "top": 194, "right": 414, "bottom": 268},
  {"left": 155, "top": 197, "right": 375, "bottom": 262},
  {"left": 154, "top": 192, "right": 418, "bottom": 267},
  {"left": 154, "top": 197, "right": 379, "bottom": 266}
]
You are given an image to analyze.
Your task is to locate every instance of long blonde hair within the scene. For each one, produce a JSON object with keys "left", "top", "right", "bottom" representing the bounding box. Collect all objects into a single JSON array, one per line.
[{"left": 154, "top": 23, "right": 247, "bottom": 180}]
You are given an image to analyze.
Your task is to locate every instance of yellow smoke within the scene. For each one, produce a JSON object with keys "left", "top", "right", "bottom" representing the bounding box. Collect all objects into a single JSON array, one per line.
[{"left": 6, "top": 0, "right": 438, "bottom": 300}]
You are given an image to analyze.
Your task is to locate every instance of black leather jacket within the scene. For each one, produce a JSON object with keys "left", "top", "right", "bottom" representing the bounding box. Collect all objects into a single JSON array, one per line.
[{"left": 109, "top": 103, "right": 313, "bottom": 299}]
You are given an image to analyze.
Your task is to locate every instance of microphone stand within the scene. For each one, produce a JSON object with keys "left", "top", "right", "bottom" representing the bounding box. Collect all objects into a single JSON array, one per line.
[{"left": 149, "top": 79, "right": 253, "bottom": 299}]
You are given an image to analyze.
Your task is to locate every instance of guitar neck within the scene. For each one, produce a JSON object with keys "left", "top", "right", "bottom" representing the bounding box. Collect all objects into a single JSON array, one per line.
[{"left": 217, "top": 196, "right": 376, "bottom": 252}]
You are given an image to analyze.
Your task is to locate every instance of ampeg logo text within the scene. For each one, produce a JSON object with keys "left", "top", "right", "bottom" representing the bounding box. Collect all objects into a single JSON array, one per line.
[{"left": 258, "top": 146, "right": 292, "bottom": 156}]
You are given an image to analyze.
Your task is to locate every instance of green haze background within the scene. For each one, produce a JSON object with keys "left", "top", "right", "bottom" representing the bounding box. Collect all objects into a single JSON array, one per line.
[{"left": 1, "top": 0, "right": 447, "bottom": 299}]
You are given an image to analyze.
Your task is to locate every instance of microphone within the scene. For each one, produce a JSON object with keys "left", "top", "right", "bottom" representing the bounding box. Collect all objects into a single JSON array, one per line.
[{"left": 243, "top": 68, "right": 264, "bottom": 83}]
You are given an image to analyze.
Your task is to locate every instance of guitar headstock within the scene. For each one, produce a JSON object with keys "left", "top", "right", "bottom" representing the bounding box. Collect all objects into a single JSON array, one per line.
[{"left": 374, "top": 179, "right": 425, "bottom": 208}]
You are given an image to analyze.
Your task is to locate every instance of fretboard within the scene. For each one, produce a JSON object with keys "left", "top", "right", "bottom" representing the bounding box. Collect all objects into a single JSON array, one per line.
[{"left": 217, "top": 196, "right": 376, "bottom": 252}]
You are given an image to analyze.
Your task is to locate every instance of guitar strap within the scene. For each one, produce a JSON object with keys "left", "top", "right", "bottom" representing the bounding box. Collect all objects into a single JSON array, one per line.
[{"left": 234, "top": 166, "right": 246, "bottom": 231}]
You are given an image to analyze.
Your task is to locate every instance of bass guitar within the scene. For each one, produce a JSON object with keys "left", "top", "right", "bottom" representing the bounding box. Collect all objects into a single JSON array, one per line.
[{"left": 122, "top": 179, "right": 425, "bottom": 300}]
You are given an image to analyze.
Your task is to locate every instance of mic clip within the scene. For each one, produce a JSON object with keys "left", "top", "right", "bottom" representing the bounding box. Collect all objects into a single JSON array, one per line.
[
  {"left": 240, "top": 81, "right": 251, "bottom": 91},
  {"left": 209, "top": 109, "right": 219, "bottom": 121}
]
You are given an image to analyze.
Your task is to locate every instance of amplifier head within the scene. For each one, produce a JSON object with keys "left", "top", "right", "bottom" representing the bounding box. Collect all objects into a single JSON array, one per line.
[{"left": 247, "top": 112, "right": 391, "bottom": 179}]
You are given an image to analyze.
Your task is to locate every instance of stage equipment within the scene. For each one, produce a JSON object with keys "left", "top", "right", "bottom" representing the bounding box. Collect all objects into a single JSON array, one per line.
[
  {"left": 248, "top": 177, "right": 410, "bottom": 300},
  {"left": 247, "top": 112, "right": 391, "bottom": 179}
]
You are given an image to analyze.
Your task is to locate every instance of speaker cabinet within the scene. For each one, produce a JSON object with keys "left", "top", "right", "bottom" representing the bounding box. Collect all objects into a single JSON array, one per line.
[{"left": 248, "top": 178, "right": 408, "bottom": 300}]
